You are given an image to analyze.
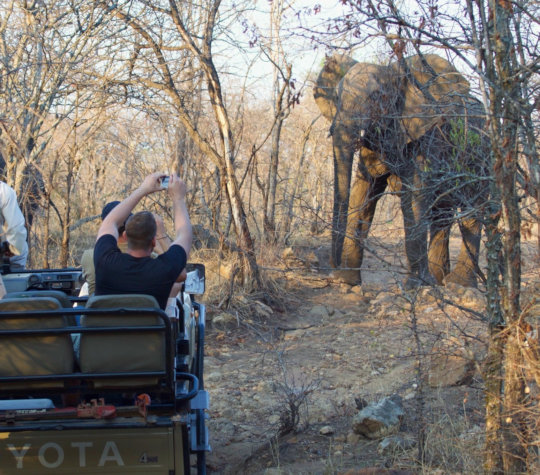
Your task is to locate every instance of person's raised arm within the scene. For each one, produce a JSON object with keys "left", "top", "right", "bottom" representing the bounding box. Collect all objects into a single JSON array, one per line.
[
  {"left": 167, "top": 174, "right": 192, "bottom": 257},
  {"left": 153, "top": 213, "right": 172, "bottom": 255},
  {"left": 97, "top": 172, "right": 164, "bottom": 241}
]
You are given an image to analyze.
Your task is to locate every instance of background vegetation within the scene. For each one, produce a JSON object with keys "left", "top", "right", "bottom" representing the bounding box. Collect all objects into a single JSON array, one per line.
[{"left": 0, "top": 1, "right": 538, "bottom": 472}]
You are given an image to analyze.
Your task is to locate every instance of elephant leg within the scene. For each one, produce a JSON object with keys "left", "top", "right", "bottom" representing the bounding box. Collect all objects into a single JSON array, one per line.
[
  {"left": 445, "top": 216, "right": 482, "bottom": 288},
  {"left": 336, "top": 173, "right": 388, "bottom": 284},
  {"left": 400, "top": 183, "right": 437, "bottom": 288},
  {"left": 428, "top": 207, "right": 453, "bottom": 285},
  {"left": 331, "top": 130, "right": 355, "bottom": 268}
]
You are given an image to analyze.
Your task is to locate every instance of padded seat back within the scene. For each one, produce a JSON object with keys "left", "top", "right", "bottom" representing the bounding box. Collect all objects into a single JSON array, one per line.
[
  {"left": 79, "top": 294, "right": 166, "bottom": 388},
  {"left": 4, "top": 290, "right": 77, "bottom": 325},
  {"left": 4, "top": 290, "right": 72, "bottom": 308},
  {"left": 0, "top": 297, "right": 75, "bottom": 389}
]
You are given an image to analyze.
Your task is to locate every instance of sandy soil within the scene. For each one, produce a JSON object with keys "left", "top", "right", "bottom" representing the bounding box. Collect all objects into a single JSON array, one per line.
[{"left": 199, "top": 206, "right": 539, "bottom": 474}]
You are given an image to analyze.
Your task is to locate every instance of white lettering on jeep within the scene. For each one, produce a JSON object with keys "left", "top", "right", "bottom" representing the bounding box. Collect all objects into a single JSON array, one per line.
[
  {"left": 98, "top": 441, "right": 124, "bottom": 467},
  {"left": 5, "top": 441, "right": 124, "bottom": 468},
  {"left": 38, "top": 442, "right": 64, "bottom": 468},
  {"left": 7, "top": 444, "right": 30, "bottom": 469},
  {"left": 71, "top": 441, "right": 93, "bottom": 467}
]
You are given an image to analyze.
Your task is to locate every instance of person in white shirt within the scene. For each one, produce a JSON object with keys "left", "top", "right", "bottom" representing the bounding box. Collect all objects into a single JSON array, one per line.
[{"left": 0, "top": 181, "right": 28, "bottom": 272}]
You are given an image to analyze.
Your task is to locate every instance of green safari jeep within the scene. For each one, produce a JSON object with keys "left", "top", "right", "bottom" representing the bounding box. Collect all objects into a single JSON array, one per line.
[{"left": 0, "top": 264, "right": 210, "bottom": 474}]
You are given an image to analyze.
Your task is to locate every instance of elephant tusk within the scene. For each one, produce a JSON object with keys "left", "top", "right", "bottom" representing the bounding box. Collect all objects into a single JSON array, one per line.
[{"left": 359, "top": 129, "right": 366, "bottom": 138}]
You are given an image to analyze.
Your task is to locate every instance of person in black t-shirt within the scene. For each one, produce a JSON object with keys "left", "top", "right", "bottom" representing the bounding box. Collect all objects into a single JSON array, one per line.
[{"left": 94, "top": 172, "right": 192, "bottom": 310}]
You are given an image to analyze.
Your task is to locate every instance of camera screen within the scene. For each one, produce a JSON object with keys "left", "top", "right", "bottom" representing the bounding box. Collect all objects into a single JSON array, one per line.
[{"left": 161, "top": 177, "right": 169, "bottom": 189}]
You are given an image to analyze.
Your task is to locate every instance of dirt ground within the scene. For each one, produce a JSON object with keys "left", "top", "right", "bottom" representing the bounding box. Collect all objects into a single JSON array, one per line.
[{"left": 198, "top": 219, "right": 539, "bottom": 474}]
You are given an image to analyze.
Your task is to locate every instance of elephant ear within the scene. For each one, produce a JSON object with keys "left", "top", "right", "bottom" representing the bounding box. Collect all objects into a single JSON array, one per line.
[
  {"left": 336, "top": 63, "right": 391, "bottom": 122},
  {"left": 399, "top": 54, "right": 470, "bottom": 142},
  {"left": 314, "top": 54, "right": 359, "bottom": 122}
]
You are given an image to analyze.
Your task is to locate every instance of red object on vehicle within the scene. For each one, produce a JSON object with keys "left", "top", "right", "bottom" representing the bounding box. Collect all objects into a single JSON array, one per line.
[
  {"left": 77, "top": 399, "right": 117, "bottom": 419},
  {"left": 136, "top": 393, "right": 151, "bottom": 417}
]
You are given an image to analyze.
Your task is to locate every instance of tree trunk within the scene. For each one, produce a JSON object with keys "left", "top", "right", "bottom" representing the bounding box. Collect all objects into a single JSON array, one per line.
[
  {"left": 502, "top": 329, "right": 528, "bottom": 472},
  {"left": 484, "top": 325, "right": 505, "bottom": 473},
  {"left": 42, "top": 195, "right": 51, "bottom": 269},
  {"left": 263, "top": 118, "right": 283, "bottom": 242},
  {"left": 60, "top": 163, "right": 73, "bottom": 268},
  {"left": 485, "top": 1, "right": 528, "bottom": 470},
  {"left": 282, "top": 118, "right": 316, "bottom": 237}
]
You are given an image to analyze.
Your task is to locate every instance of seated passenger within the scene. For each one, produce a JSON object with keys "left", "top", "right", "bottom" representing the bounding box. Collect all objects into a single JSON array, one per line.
[
  {"left": 81, "top": 202, "right": 173, "bottom": 295},
  {"left": 94, "top": 173, "right": 192, "bottom": 310},
  {"left": 0, "top": 180, "right": 29, "bottom": 272}
]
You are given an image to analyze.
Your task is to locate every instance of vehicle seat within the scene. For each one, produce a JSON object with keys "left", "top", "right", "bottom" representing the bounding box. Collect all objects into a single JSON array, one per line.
[
  {"left": 4, "top": 290, "right": 77, "bottom": 325},
  {"left": 79, "top": 294, "right": 167, "bottom": 388},
  {"left": 0, "top": 297, "right": 75, "bottom": 390}
]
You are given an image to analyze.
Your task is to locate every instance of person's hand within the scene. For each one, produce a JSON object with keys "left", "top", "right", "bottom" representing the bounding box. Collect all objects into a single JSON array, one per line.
[
  {"left": 167, "top": 174, "right": 187, "bottom": 201},
  {"left": 140, "top": 172, "right": 166, "bottom": 195}
]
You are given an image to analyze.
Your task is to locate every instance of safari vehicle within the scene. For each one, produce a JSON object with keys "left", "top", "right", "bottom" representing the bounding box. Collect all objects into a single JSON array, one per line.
[{"left": 0, "top": 263, "right": 210, "bottom": 474}]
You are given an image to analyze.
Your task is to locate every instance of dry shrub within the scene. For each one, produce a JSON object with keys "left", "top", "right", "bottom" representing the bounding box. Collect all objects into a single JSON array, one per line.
[
  {"left": 421, "top": 414, "right": 484, "bottom": 473},
  {"left": 520, "top": 297, "right": 540, "bottom": 471},
  {"left": 271, "top": 351, "right": 321, "bottom": 436},
  {"left": 190, "top": 245, "right": 290, "bottom": 327}
]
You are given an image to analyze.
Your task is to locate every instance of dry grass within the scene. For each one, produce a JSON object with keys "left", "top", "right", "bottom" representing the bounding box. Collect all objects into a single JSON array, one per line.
[{"left": 420, "top": 413, "right": 484, "bottom": 473}]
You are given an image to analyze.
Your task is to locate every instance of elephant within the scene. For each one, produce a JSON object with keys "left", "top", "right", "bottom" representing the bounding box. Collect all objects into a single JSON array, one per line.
[{"left": 314, "top": 53, "right": 489, "bottom": 288}]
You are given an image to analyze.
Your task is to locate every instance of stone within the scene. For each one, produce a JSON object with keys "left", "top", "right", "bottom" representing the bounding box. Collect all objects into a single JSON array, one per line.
[
  {"left": 282, "top": 247, "right": 295, "bottom": 259},
  {"left": 427, "top": 337, "right": 481, "bottom": 388},
  {"left": 378, "top": 435, "right": 416, "bottom": 454},
  {"left": 373, "top": 291, "right": 395, "bottom": 304},
  {"left": 305, "top": 251, "right": 319, "bottom": 267},
  {"left": 460, "top": 288, "right": 485, "bottom": 307},
  {"left": 346, "top": 431, "right": 361, "bottom": 444},
  {"left": 339, "top": 283, "right": 352, "bottom": 293},
  {"left": 264, "top": 469, "right": 285, "bottom": 475},
  {"left": 319, "top": 425, "right": 335, "bottom": 435},
  {"left": 205, "top": 371, "right": 222, "bottom": 383},
  {"left": 253, "top": 300, "right": 273, "bottom": 318},
  {"left": 212, "top": 312, "right": 237, "bottom": 329},
  {"left": 428, "top": 352, "right": 474, "bottom": 387},
  {"left": 350, "top": 285, "right": 363, "bottom": 295},
  {"left": 352, "top": 395, "right": 404, "bottom": 439},
  {"left": 268, "top": 414, "right": 280, "bottom": 425},
  {"left": 308, "top": 305, "right": 329, "bottom": 319},
  {"left": 355, "top": 397, "right": 368, "bottom": 410}
]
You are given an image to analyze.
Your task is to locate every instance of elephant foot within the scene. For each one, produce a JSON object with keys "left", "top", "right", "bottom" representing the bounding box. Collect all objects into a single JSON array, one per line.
[
  {"left": 404, "top": 272, "right": 438, "bottom": 289},
  {"left": 331, "top": 269, "right": 361, "bottom": 286},
  {"left": 427, "top": 263, "right": 446, "bottom": 286},
  {"left": 444, "top": 268, "right": 478, "bottom": 288}
]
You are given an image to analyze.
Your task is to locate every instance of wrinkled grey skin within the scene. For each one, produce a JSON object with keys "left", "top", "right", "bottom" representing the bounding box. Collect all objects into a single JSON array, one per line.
[{"left": 314, "top": 54, "right": 489, "bottom": 288}]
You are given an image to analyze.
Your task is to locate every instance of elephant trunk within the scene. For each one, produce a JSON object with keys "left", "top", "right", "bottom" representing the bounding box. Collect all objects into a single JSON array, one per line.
[{"left": 331, "top": 127, "right": 356, "bottom": 268}]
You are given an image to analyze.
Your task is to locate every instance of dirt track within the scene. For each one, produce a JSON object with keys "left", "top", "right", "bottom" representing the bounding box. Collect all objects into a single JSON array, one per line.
[{"left": 200, "top": 208, "right": 539, "bottom": 474}]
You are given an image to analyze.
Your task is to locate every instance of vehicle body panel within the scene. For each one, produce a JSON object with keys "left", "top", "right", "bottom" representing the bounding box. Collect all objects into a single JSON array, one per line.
[{"left": 0, "top": 426, "right": 183, "bottom": 474}]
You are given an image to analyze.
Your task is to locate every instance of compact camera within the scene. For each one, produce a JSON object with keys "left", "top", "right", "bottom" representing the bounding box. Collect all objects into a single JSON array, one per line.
[{"left": 160, "top": 176, "right": 170, "bottom": 189}]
